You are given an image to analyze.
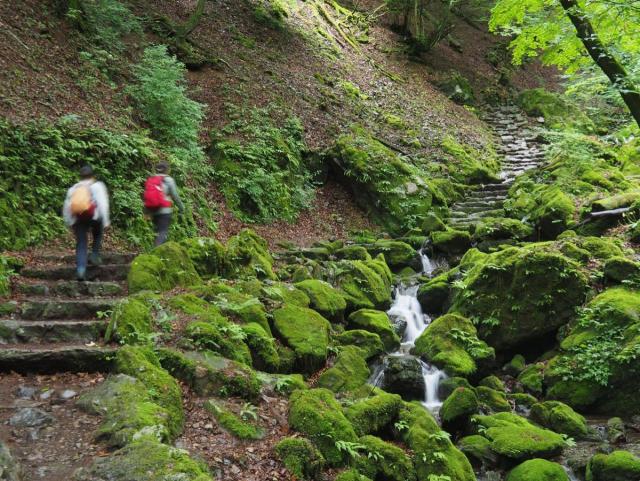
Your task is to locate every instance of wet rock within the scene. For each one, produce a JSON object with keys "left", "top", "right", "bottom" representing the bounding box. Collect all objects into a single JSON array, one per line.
[
  {"left": 9, "top": 407, "right": 55, "bottom": 428},
  {"left": 607, "top": 417, "right": 626, "bottom": 444},
  {"left": 15, "top": 385, "right": 37, "bottom": 399},
  {"left": 60, "top": 389, "right": 77, "bottom": 400},
  {"left": 381, "top": 356, "right": 425, "bottom": 400},
  {"left": 0, "top": 441, "right": 21, "bottom": 481}
]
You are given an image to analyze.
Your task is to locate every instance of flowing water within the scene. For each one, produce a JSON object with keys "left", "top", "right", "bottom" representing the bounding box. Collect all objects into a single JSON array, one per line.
[{"left": 370, "top": 249, "right": 448, "bottom": 413}]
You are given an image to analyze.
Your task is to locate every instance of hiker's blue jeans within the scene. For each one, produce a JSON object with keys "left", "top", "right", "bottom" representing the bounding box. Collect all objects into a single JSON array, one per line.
[{"left": 74, "top": 220, "right": 103, "bottom": 275}]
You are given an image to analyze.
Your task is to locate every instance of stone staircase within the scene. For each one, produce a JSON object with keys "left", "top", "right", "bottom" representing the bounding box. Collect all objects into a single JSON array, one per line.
[
  {"left": 448, "top": 105, "right": 547, "bottom": 230},
  {"left": 0, "top": 252, "right": 134, "bottom": 373}
]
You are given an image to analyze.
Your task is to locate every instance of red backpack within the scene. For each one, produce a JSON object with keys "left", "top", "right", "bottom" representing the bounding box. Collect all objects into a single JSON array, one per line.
[{"left": 144, "top": 176, "right": 172, "bottom": 209}]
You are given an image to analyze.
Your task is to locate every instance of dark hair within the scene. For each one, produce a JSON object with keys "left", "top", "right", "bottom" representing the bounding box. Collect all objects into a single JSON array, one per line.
[
  {"left": 79, "top": 165, "right": 94, "bottom": 179},
  {"left": 156, "top": 162, "right": 169, "bottom": 174}
]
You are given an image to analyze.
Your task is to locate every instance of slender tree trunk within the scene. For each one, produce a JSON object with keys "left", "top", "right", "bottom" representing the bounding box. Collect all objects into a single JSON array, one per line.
[{"left": 559, "top": 0, "right": 640, "bottom": 128}]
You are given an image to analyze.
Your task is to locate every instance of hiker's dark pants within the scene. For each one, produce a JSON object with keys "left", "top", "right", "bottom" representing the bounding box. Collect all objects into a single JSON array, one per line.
[
  {"left": 152, "top": 213, "right": 172, "bottom": 246},
  {"left": 74, "top": 220, "right": 103, "bottom": 275}
]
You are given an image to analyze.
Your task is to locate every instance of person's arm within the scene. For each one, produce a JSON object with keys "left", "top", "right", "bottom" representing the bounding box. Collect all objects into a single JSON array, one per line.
[
  {"left": 62, "top": 186, "right": 75, "bottom": 227},
  {"left": 93, "top": 182, "right": 111, "bottom": 228},
  {"left": 166, "top": 177, "right": 185, "bottom": 213}
]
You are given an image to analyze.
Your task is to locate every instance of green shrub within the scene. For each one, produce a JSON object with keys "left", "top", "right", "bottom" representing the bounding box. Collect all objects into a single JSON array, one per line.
[{"left": 72, "top": 0, "right": 142, "bottom": 52}]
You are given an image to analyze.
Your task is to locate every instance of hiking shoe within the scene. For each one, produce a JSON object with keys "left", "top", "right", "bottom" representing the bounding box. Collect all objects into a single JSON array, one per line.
[
  {"left": 77, "top": 268, "right": 86, "bottom": 282},
  {"left": 89, "top": 253, "right": 103, "bottom": 266}
]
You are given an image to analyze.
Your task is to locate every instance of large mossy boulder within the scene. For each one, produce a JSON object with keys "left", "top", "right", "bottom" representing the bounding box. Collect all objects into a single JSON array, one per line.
[
  {"left": 275, "top": 437, "right": 325, "bottom": 480},
  {"left": 288, "top": 388, "right": 358, "bottom": 466},
  {"left": 344, "top": 391, "right": 402, "bottom": 436},
  {"left": 417, "top": 274, "right": 451, "bottom": 315},
  {"left": 413, "top": 313, "right": 494, "bottom": 377},
  {"left": 472, "top": 412, "right": 565, "bottom": 462},
  {"left": 506, "top": 458, "right": 570, "bottom": 481},
  {"left": 128, "top": 242, "right": 201, "bottom": 294},
  {"left": 431, "top": 229, "right": 472, "bottom": 256},
  {"left": 441, "top": 387, "right": 479, "bottom": 427},
  {"left": 241, "top": 322, "right": 280, "bottom": 372},
  {"left": 334, "top": 330, "right": 385, "bottom": 360},
  {"left": 334, "top": 256, "right": 393, "bottom": 311},
  {"left": 473, "top": 217, "right": 534, "bottom": 242},
  {"left": 603, "top": 256, "right": 640, "bottom": 285},
  {"left": 74, "top": 440, "right": 212, "bottom": 481},
  {"left": 355, "top": 435, "right": 416, "bottom": 481},
  {"left": 272, "top": 304, "right": 330, "bottom": 373},
  {"left": 518, "top": 363, "right": 545, "bottom": 395},
  {"left": 348, "top": 309, "right": 400, "bottom": 351},
  {"left": 380, "top": 356, "right": 425, "bottom": 400},
  {"left": 458, "top": 434, "right": 497, "bottom": 467},
  {"left": 586, "top": 450, "right": 640, "bottom": 481},
  {"left": 517, "top": 88, "right": 594, "bottom": 133},
  {"left": 225, "top": 229, "right": 276, "bottom": 280},
  {"left": 317, "top": 346, "right": 369, "bottom": 393},
  {"left": 450, "top": 246, "right": 588, "bottom": 350},
  {"left": 364, "top": 239, "right": 417, "bottom": 270},
  {"left": 180, "top": 237, "right": 226, "bottom": 278},
  {"left": 530, "top": 401, "right": 589, "bottom": 439},
  {"left": 294, "top": 279, "right": 347, "bottom": 322},
  {"left": 105, "top": 296, "right": 153, "bottom": 345},
  {"left": 331, "top": 125, "right": 434, "bottom": 234}
]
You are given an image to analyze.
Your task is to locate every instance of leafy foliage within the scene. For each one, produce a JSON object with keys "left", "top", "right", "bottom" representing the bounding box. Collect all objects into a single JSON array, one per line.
[{"left": 72, "top": 0, "right": 142, "bottom": 52}]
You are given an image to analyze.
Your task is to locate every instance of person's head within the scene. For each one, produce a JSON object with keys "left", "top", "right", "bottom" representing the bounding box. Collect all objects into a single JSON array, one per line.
[
  {"left": 156, "top": 162, "right": 170, "bottom": 174},
  {"left": 79, "top": 165, "right": 94, "bottom": 180}
]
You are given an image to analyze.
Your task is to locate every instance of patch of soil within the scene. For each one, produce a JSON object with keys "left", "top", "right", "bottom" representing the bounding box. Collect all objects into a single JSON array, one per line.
[
  {"left": 177, "top": 384, "right": 293, "bottom": 481},
  {"left": 0, "top": 372, "right": 107, "bottom": 481}
]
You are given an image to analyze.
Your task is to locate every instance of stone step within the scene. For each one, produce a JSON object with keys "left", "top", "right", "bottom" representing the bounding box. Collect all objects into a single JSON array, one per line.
[
  {"left": 38, "top": 252, "right": 136, "bottom": 265},
  {"left": 0, "top": 345, "right": 117, "bottom": 373},
  {"left": 453, "top": 200, "right": 504, "bottom": 210},
  {"left": 18, "top": 299, "right": 116, "bottom": 320},
  {"left": 451, "top": 204, "right": 503, "bottom": 214},
  {"left": 21, "top": 264, "right": 129, "bottom": 282},
  {"left": 17, "top": 280, "right": 125, "bottom": 298},
  {"left": 0, "top": 319, "right": 105, "bottom": 344},
  {"left": 449, "top": 209, "right": 504, "bottom": 219}
]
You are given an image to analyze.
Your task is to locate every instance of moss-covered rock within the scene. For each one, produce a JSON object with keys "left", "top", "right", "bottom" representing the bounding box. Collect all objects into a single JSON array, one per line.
[
  {"left": 476, "top": 386, "right": 510, "bottom": 413},
  {"left": 441, "top": 387, "right": 479, "bottom": 427},
  {"left": 530, "top": 401, "right": 589, "bottom": 439},
  {"left": 344, "top": 391, "right": 402, "bottom": 436},
  {"left": 241, "top": 322, "right": 280, "bottom": 372},
  {"left": 474, "top": 217, "right": 534, "bottom": 242},
  {"left": 128, "top": 242, "right": 201, "bottom": 294},
  {"left": 380, "top": 356, "right": 426, "bottom": 400},
  {"left": 105, "top": 297, "right": 153, "bottom": 345},
  {"left": 364, "top": 240, "right": 417, "bottom": 269},
  {"left": 417, "top": 275, "right": 451, "bottom": 315},
  {"left": 348, "top": 309, "right": 400, "bottom": 351},
  {"left": 288, "top": 388, "right": 358, "bottom": 466},
  {"left": 422, "top": 212, "right": 447, "bottom": 235},
  {"left": 335, "top": 469, "right": 372, "bottom": 481},
  {"left": 75, "top": 440, "right": 212, "bottom": 481},
  {"left": 506, "top": 458, "right": 570, "bottom": 481},
  {"left": 275, "top": 437, "right": 325, "bottom": 480},
  {"left": 458, "top": 434, "right": 497, "bottom": 467},
  {"left": 450, "top": 246, "right": 589, "bottom": 350},
  {"left": 272, "top": 304, "right": 330, "bottom": 373},
  {"left": 413, "top": 313, "right": 494, "bottom": 376},
  {"left": 225, "top": 229, "right": 276, "bottom": 280},
  {"left": 334, "top": 330, "right": 384, "bottom": 360},
  {"left": 157, "top": 348, "right": 260, "bottom": 400},
  {"left": 295, "top": 279, "right": 346, "bottom": 322},
  {"left": 504, "top": 354, "right": 526, "bottom": 377},
  {"left": 431, "top": 229, "right": 472, "bottom": 256},
  {"left": 518, "top": 363, "right": 544, "bottom": 395},
  {"left": 355, "top": 435, "right": 416, "bottom": 481},
  {"left": 180, "top": 237, "right": 226, "bottom": 278},
  {"left": 473, "top": 412, "right": 565, "bottom": 461},
  {"left": 586, "top": 451, "right": 640, "bottom": 481},
  {"left": 317, "top": 346, "right": 370, "bottom": 393},
  {"left": 260, "top": 282, "right": 311, "bottom": 308},
  {"left": 114, "top": 346, "right": 184, "bottom": 438},
  {"left": 480, "top": 375, "right": 506, "bottom": 392},
  {"left": 184, "top": 320, "right": 252, "bottom": 366},
  {"left": 517, "top": 88, "right": 594, "bottom": 133},
  {"left": 604, "top": 257, "right": 640, "bottom": 285},
  {"left": 334, "top": 256, "right": 393, "bottom": 311},
  {"left": 204, "top": 400, "right": 263, "bottom": 440},
  {"left": 441, "top": 134, "right": 500, "bottom": 184}
]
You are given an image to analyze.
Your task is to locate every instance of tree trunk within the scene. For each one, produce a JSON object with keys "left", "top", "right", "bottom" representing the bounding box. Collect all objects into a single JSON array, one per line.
[
  {"left": 177, "top": 0, "right": 206, "bottom": 40},
  {"left": 559, "top": 0, "right": 640, "bottom": 128}
]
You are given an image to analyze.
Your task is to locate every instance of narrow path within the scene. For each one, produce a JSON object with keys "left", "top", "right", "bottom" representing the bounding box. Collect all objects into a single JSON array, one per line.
[
  {"left": 0, "top": 252, "right": 134, "bottom": 373},
  {"left": 448, "top": 105, "right": 547, "bottom": 230}
]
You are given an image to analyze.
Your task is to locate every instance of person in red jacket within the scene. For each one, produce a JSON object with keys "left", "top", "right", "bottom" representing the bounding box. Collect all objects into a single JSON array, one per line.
[{"left": 144, "top": 162, "right": 185, "bottom": 246}]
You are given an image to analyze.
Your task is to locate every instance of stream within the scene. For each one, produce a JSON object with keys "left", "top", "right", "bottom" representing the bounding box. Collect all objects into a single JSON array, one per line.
[{"left": 369, "top": 249, "right": 448, "bottom": 413}]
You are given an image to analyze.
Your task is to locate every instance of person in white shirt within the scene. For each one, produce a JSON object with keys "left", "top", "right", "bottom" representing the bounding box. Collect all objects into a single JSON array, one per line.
[{"left": 62, "top": 165, "right": 110, "bottom": 281}]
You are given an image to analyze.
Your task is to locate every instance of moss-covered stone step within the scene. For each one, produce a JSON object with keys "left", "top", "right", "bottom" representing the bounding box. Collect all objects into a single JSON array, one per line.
[
  {"left": 17, "top": 280, "right": 125, "bottom": 297},
  {"left": 0, "top": 319, "right": 105, "bottom": 344},
  {"left": 0, "top": 345, "right": 117, "bottom": 373},
  {"left": 38, "top": 252, "right": 136, "bottom": 265},
  {"left": 21, "top": 264, "right": 129, "bottom": 281},
  {"left": 19, "top": 299, "right": 116, "bottom": 320}
]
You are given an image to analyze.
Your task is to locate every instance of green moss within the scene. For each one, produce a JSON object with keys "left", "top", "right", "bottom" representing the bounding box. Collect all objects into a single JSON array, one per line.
[
  {"left": 417, "top": 275, "right": 451, "bottom": 315},
  {"left": 335, "top": 469, "right": 372, "bottom": 481},
  {"left": 184, "top": 321, "right": 252, "bottom": 365},
  {"left": 128, "top": 242, "right": 201, "bottom": 294},
  {"left": 355, "top": 435, "right": 416, "bottom": 481},
  {"left": 258, "top": 372, "right": 306, "bottom": 395},
  {"left": 105, "top": 297, "right": 153, "bottom": 345},
  {"left": 474, "top": 217, "right": 534, "bottom": 241},
  {"left": 295, "top": 279, "right": 347, "bottom": 322},
  {"left": 413, "top": 313, "right": 494, "bottom": 377},
  {"left": 587, "top": 451, "right": 640, "bottom": 481},
  {"left": 530, "top": 401, "right": 589, "bottom": 439},
  {"left": 288, "top": 388, "right": 358, "bottom": 466},
  {"left": 480, "top": 375, "right": 506, "bottom": 392},
  {"left": 504, "top": 354, "right": 526, "bottom": 377},
  {"left": 458, "top": 434, "right": 496, "bottom": 466},
  {"left": 348, "top": 309, "right": 400, "bottom": 351},
  {"left": 506, "top": 459, "right": 570, "bottom": 481},
  {"left": 317, "top": 346, "right": 370, "bottom": 393},
  {"left": 508, "top": 393, "right": 539, "bottom": 410},
  {"left": 517, "top": 88, "right": 595, "bottom": 133},
  {"left": 441, "top": 387, "right": 479, "bottom": 425},
  {"left": 422, "top": 212, "right": 447, "bottom": 235},
  {"left": 225, "top": 229, "right": 276, "bottom": 280},
  {"left": 518, "top": 363, "right": 544, "bottom": 395},
  {"left": 364, "top": 240, "right": 416, "bottom": 269},
  {"left": 344, "top": 391, "right": 402, "bottom": 436},
  {"left": 335, "top": 245, "right": 372, "bottom": 261},
  {"left": 75, "top": 440, "right": 212, "bottom": 481},
  {"left": 334, "top": 330, "right": 385, "bottom": 360},
  {"left": 476, "top": 386, "right": 510, "bottom": 413},
  {"left": 272, "top": 304, "right": 330, "bottom": 373},
  {"left": 441, "top": 135, "right": 500, "bottom": 184},
  {"left": 180, "top": 237, "right": 226, "bottom": 278},
  {"left": 275, "top": 437, "right": 325, "bottom": 480},
  {"left": 431, "top": 229, "right": 472, "bottom": 256},
  {"left": 261, "top": 282, "right": 310, "bottom": 307},
  {"left": 604, "top": 257, "right": 640, "bottom": 285},
  {"left": 204, "top": 401, "right": 264, "bottom": 439},
  {"left": 242, "top": 322, "right": 280, "bottom": 372},
  {"left": 114, "top": 346, "right": 184, "bottom": 438},
  {"left": 473, "top": 412, "right": 565, "bottom": 461},
  {"left": 157, "top": 348, "right": 260, "bottom": 400},
  {"left": 450, "top": 246, "right": 588, "bottom": 350},
  {"left": 335, "top": 256, "right": 393, "bottom": 311}
]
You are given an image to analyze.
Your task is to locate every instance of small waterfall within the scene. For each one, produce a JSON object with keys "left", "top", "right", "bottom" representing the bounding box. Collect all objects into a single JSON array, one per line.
[
  {"left": 370, "top": 249, "right": 447, "bottom": 413},
  {"left": 563, "top": 466, "right": 580, "bottom": 481}
]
